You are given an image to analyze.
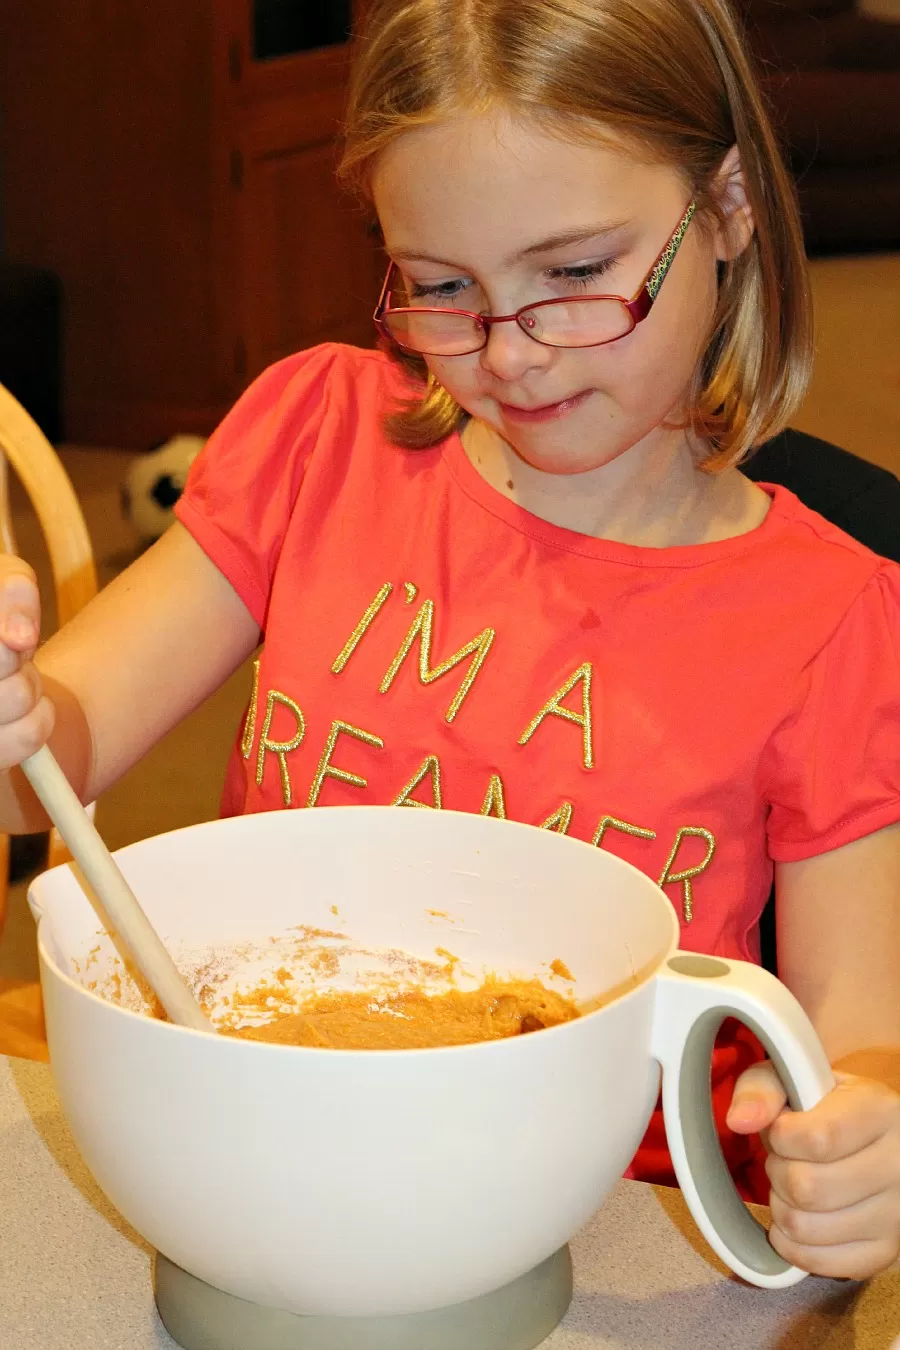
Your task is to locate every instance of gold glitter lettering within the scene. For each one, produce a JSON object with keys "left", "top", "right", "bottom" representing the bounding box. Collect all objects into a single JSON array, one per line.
[
  {"left": 379, "top": 600, "right": 496, "bottom": 723},
  {"left": 331, "top": 584, "right": 393, "bottom": 674},
  {"left": 307, "top": 720, "right": 385, "bottom": 808},
  {"left": 240, "top": 657, "right": 261, "bottom": 760},
  {"left": 519, "top": 663, "right": 595, "bottom": 770},
  {"left": 540, "top": 802, "right": 574, "bottom": 835},
  {"left": 658, "top": 827, "right": 717, "bottom": 924},
  {"left": 393, "top": 755, "right": 443, "bottom": 810},
  {"left": 404, "top": 582, "right": 418, "bottom": 604},
  {"left": 255, "top": 690, "right": 306, "bottom": 807},
  {"left": 480, "top": 773, "right": 507, "bottom": 819},
  {"left": 592, "top": 815, "right": 656, "bottom": 848}
]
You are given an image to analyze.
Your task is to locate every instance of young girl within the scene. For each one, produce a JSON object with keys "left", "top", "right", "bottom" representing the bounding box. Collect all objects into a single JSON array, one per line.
[{"left": 2, "top": 0, "right": 898, "bottom": 1280}]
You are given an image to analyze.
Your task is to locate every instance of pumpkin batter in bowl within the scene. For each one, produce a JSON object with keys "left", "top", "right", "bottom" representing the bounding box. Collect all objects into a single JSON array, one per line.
[{"left": 228, "top": 977, "right": 579, "bottom": 1050}]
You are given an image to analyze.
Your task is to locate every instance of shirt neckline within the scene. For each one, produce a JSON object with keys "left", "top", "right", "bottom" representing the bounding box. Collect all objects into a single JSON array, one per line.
[{"left": 441, "top": 428, "right": 793, "bottom": 569}]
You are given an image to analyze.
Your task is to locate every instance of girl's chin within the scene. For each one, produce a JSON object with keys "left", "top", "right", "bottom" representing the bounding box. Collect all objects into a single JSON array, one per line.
[
  {"left": 504, "top": 440, "right": 623, "bottom": 477},
  {"left": 463, "top": 406, "right": 631, "bottom": 476}
]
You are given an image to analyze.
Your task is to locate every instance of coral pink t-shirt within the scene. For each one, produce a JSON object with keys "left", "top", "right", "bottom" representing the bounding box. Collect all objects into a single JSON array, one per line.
[{"left": 176, "top": 343, "right": 900, "bottom": 1200}]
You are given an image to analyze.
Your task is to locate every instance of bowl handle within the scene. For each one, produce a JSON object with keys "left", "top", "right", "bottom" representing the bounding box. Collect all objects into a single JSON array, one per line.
[{"left": 650, "top": 952, "right": 835, "bottom": 1289}]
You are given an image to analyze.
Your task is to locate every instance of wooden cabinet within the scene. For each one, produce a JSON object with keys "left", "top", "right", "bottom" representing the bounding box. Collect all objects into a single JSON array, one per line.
[{"left": 0, "top": 1, "right": 381, "bottom": 446}]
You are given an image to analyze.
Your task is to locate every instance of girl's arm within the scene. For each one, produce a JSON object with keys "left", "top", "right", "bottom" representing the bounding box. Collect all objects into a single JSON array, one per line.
[
  {"left": 776, "top": 820, "right": 900, "bottom": 1088},
  {"left": 0, "top": 522, "right": 260, "bottom": 833}
]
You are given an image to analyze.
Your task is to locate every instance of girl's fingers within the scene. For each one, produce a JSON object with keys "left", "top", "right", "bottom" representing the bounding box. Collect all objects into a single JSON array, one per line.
[
  {"left": 0, "top": 563, "right": 40, "bottom": 653},
  {"left": 769, "top": 1229, "right": 898, "bottom": 1282},
  {"left": 768, "top": 1227, "right": 900, "bottom": 1284},
  {"left": 2, "top": 611, "right": 38, "bottom": 653},
  {"left": 727, "top": 1059, "right": 788, "bottom": 1134},
  {"left": 0, "top": 562, "right": 47, "bottom": 764},
  {"left": 0, "top": 695, "right": 55, "bottom": 770},
  {"left": 769, "top": 1186, "right": 899, "bottom": 1248},
  {"left": 0, "top": 663, "right": 43, "bottom": 725},
  {"left": 762, "top": 1076, "right": 900, "bottom": 1279},
  {"left": 0, "top": 641, "right": 26, "bottom": 680},
  {"left": 768, "top": 1075, "right": 900, "bottom": 1163},
  {"left": 767, "top": 1131, "right": 900, "bottom": 1214}
]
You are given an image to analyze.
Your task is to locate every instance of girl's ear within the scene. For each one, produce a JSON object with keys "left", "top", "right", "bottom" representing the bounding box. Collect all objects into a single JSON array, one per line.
[{"left": 712, "top": 145, "right": 755, "bottom": 261}]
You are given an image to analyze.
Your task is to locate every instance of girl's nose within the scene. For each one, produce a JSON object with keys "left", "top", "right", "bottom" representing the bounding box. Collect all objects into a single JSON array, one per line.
[{"left": 478, "top": 317, "right": 555, "bottom": 384}]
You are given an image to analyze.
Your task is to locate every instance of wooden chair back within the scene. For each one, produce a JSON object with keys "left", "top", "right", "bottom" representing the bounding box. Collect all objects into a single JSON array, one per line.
[{"left": 0, "top": 385, "right": 98, "bottom": 936}]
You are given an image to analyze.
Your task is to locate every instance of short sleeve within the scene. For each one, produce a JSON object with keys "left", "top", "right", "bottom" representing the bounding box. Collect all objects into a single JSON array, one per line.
[
  {"left": 766, "top": 565, "right": 900, "bottom": 861},
  {"left": 174, "top": 344, "right": 340, "bottom": 627}
]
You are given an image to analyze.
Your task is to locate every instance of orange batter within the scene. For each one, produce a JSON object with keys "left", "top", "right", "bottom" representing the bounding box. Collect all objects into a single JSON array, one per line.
[{"left": 228, "top": 977, "right": 578, "bottom": 1050}]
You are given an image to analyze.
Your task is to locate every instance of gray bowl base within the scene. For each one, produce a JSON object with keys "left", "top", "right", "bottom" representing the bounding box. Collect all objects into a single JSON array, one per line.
[{"left": 154, "top": 1246, "right": 573, "bottom": 1350}]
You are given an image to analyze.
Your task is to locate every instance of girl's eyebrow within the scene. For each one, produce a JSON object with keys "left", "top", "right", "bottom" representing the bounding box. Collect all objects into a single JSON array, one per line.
[
  {"left": 389, "top": 221, "right": 628, "bottom": 268},
  {"left": 515, "top": 221, "right": 628, "bottom": 259}
]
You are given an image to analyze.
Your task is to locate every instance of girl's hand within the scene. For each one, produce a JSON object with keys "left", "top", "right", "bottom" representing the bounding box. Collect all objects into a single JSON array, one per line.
[
  {"left": 728, "top": 1060, "right": 900, "bottom": 1279},
  {"left": 0, "top": 558, "right": 54, "bottom": 769}
]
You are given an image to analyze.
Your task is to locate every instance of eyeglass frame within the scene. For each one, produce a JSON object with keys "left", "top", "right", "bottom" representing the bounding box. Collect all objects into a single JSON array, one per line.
[{"left": 373, "top": 200, "right": 697, "bottom": 357}]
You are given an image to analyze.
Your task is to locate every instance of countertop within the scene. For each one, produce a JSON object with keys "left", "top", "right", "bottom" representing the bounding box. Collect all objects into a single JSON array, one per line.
[{"left": 1, "top": 1054, "right": 897, "bottom": 1349}]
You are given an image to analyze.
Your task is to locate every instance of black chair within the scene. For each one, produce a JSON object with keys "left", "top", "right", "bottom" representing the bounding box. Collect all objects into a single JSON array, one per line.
[
  {"left": 0, "top": 263, "right": 62, "bottom": 443},
  {"left": 744, "top": 427, "right": 900, "bottom": 973}
]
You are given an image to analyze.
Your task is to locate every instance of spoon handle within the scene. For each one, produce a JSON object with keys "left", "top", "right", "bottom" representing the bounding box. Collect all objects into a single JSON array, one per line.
[{"left": 21, "top": 744, "right": 210, "bottom": 1032}]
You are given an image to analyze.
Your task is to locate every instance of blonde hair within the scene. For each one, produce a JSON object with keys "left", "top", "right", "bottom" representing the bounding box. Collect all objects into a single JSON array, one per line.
[{"left": 339, "top": 0, "right": 812, "bottom": 469}]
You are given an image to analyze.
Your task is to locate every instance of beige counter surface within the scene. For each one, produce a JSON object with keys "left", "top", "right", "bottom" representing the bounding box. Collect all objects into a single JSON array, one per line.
[{"left": 1, "top": 1054, "right": 897, "bottom": 1349}]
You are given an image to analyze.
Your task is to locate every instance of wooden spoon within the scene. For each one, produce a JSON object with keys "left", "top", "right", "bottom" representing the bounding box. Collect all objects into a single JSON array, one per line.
[{"left": 22, "top": 744, "right": 211, "bottom": 1032}]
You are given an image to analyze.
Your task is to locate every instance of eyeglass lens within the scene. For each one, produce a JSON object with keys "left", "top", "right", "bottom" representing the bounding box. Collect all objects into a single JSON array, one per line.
[{"left": 382, "top": 299, "right": 633, "bottom": 354}]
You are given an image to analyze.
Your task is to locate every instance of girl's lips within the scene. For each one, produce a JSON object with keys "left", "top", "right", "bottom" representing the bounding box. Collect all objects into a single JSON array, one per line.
[{"left": 498, "top": 390, "right": 593, "bottom": 424}]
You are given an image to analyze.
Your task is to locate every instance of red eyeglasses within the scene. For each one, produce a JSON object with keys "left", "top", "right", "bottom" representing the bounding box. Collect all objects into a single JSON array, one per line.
[{"left": 374, "top": 201, "right": 696, "bottom": 357}]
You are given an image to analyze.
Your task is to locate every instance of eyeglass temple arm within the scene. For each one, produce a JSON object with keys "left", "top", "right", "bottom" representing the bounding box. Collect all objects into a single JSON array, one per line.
[
  {"left": 374, "top": 262, "right": 396, "bottom": 321},
  {"left": 628, "top": 201, "right": 696, "bottom": 318}
]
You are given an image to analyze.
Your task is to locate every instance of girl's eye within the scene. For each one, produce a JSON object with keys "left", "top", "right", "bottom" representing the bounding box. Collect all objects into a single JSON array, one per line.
[
  {"left": 408, "top": 278, "right": 471, "bottom": 303},
  {"left": 546, "top": 258, "right": 618, "bottom": 291}
]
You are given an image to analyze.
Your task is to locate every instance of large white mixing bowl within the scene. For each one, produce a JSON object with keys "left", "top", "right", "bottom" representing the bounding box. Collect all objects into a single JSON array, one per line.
[{"left": 31, "top": 807, "right": 833, "bottom": 1317}]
